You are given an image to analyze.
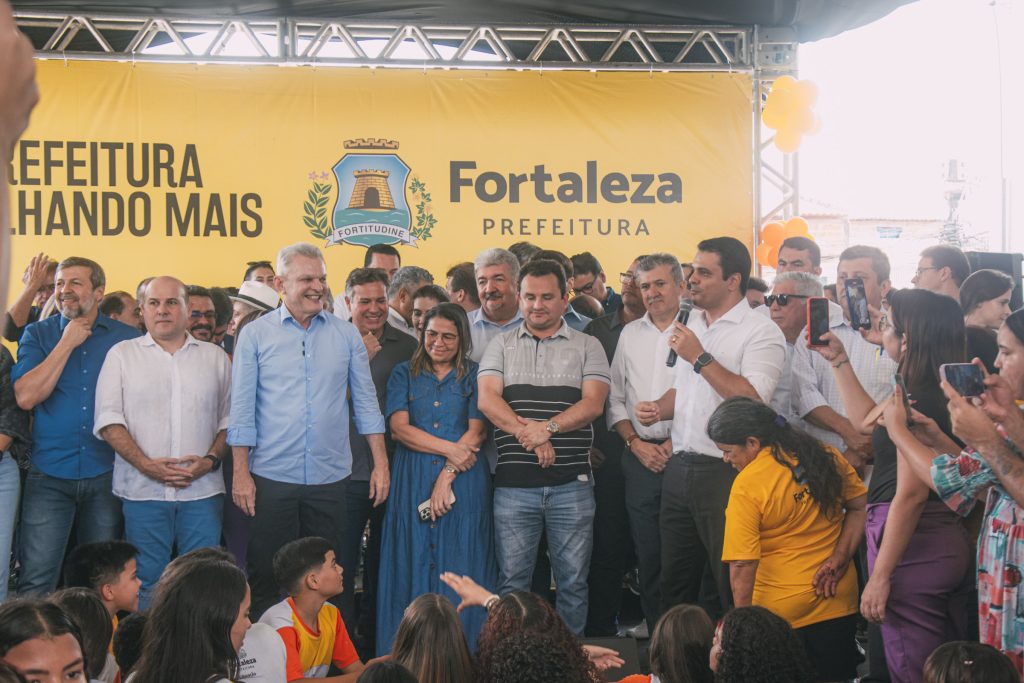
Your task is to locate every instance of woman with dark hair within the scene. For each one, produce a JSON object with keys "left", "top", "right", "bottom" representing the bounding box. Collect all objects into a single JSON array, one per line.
[
  {"left": 811, "top": 288, "right": 973, "bottom": 683},
  {"left": 961, "top": 269, "right": 1014, "bottom": 332},
  {"left": 131, "top": 559, "right": 250, "bottom": 683},
  {"left": 483, "top": 631, "right": 598, "bottom": 683},
  {"left": 0, "top": 599, "right": 87, "bottom": 682},
  {"left": 710, "top": 606, "right": 814, "bottom": 683},
  {"left": 48, "top": 588, "right": 115, "bottom": 682},
  {"left": 708, "top": 397, "right": 866, "bottom": 682},
  {"left": 881, "top": 308, "right": 1024, "bottom": 671},
  {"left": 474, "top": 591, "right": 601, "bottom": 683},
  {"left": 356, "top": 661, "right": 418, "bottom": 683},
  {"left": 390, "top": 594, "right": 473, "bottom": 683},
  {"left": 377, "top": 303, "right": 494, "bottom": 655},
  {"left": 618, "top": 604, "right": 714, "bottom": 683},
  {"left": 923, "top": 641, "right": 1018, "bottom": 683}
]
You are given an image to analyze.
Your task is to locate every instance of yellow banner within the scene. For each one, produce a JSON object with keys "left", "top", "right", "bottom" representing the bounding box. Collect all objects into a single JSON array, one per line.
[{"left": 8, "top": 61, "right": 753, "bottom": 294}]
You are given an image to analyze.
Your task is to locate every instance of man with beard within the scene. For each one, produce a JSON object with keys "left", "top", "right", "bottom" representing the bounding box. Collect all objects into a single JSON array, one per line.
[
  {"left": 469, "top": 248, "right": 523, "bottom": 363},
  {"left": 12, "top": 257, "right": 140, "bottom": 595},
  {"left": 185, "top": 285, "right": 218, "bottom": 343}
]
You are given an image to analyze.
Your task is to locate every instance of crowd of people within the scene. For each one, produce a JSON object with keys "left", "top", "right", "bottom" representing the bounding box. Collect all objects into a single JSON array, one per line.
[
  {"left": 0, "top": 231, "right": 1022, "bottom": 683},
  {"left": 2, "top": 9, "right": 1024, "bottom": 681}
]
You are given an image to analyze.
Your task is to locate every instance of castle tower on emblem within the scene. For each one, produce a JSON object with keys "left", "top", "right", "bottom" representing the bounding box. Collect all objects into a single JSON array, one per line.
[{"left": 348, "top": 170, "right": 396, "bottom": 210}]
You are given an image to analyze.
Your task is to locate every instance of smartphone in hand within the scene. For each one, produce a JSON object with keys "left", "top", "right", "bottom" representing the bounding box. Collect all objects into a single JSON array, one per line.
[
  {"left": 417, "top": 491, "right": 457, "bottom": 522},
  {"left": 894, "top": 372, "right": 914, "bottom": 428},
  {"left": 939, "top": 363, "right": 985, "bottom": 398},
  {"left": 844, "top": 278, "right": 871, "bottom": 330},
  {"left": 806, "top": 297, "right": 831, "bottom": 346}
]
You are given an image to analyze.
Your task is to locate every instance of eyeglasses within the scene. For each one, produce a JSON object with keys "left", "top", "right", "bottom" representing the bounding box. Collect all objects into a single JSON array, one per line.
[
  {"left": 914, "top": 266, "right": 938, "bottom": 277},
  {"left": 619, "top": 272, "right": 636, "bottom": 284},
  {"left": 764, "top": 294, "right": 810, "bottom": 307},
  {"left": 424, "top": 330, "right": 459, "bottom": 344},
  {"left": 574, "top": 280, "right": 597, "bottom": 295},
  {"left": 190, "top": 310, "right": 217, "bottom": 320}
]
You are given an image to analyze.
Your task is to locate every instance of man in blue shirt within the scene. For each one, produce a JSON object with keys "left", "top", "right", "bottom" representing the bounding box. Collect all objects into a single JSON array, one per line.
[
  {"left": 12, "top": 256, "right": 141, "bottom": 595},
  {"left": 229, "top": 242, "right": 388, "bottom": 616}
]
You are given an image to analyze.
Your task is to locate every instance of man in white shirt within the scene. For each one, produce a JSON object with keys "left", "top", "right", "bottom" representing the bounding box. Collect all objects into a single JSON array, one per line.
[
  {"left": 385, "top": 266, "right": 432, "bottom": 337},
  {"left": 95, "top": 276, "right": 232, "bottom": 609},
  {"left": 607, "top": 253, "right": 685, "bottom": 631},
  {"left": 765, "top": 271, "right": 823, "bottom": 426},
  {"left": 789, "top": 245, "right": 896, "bottom": 462},
  {"left": 636, "top": 237, "right": 785, "bottom": 617}
]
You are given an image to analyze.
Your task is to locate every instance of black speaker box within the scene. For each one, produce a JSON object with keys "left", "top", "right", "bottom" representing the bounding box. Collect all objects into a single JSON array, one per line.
[{"left": 966, "top": 251, "right": 1024, "bottom": 311}]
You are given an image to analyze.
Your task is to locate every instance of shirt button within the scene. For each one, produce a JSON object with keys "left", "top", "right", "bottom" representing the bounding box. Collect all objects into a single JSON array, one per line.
[
  {"left": 432, "top": 460, "right": 438, "bottom": 465},
  {"left": 433, "top": 401, "right": 440, "bottom": 407},
  {"left": 433, "top": 422, "right": 439, "bottom": 429}
]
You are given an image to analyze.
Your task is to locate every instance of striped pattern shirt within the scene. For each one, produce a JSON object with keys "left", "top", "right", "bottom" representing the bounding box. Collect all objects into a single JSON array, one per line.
[{"left": 479, "top": 322, "right": 611, "bottom": 488}]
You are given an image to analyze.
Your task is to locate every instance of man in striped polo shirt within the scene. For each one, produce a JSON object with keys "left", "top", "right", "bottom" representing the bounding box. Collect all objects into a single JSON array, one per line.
[{"left": 478, "top": 258, "right": 611, "bottom": 635}]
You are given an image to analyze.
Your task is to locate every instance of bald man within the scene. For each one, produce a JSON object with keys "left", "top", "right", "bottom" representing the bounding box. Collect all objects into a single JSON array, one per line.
[{"left": 95, "top": 276, "right": 232, "bottom": 608}]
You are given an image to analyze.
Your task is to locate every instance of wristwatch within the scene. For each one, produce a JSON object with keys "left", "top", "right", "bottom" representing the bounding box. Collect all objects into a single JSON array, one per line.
[
  {"left": 203, "top": 453, "right": 222, "bottom": 472},
  {"left": 546, "top": 420, "right": 561, "bottom": 434},
  {"left": 444, "top": 464, "right": 458, "bottom": 475},
  {"left": 693, "top": 352, "right": 714, "bottom": 375}
]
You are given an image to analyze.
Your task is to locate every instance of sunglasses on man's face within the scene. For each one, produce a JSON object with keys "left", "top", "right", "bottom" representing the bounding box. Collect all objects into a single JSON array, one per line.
[{"left": 764, "top": 293, "right": 810, "bottom": 307}]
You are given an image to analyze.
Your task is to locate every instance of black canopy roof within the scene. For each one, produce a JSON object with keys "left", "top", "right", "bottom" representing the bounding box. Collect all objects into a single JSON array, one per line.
[{"left": 12, "top": 0, "right": 915, "bottom": 42}]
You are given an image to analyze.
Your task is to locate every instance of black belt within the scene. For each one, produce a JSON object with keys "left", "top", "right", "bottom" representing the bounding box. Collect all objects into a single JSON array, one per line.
[{"left": 674, "top": 451, "right": 722, "bottom": 465}]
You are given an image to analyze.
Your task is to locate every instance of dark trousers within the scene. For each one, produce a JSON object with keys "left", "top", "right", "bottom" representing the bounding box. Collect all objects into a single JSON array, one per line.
[
  {"left": 622, "top": 442, "right": 663, "bottom": 627},
  {"left": 659, "top": 452, "right": 736, "bottom": 620},
  {"left": 248, "top": 474, "right": 348, "bottom": 620},
  {"left": 338, "top": 480, "right": 385, "bottom": 659},
  {"left": 585, "top": 440, "right": 632, "bottom": 636}
]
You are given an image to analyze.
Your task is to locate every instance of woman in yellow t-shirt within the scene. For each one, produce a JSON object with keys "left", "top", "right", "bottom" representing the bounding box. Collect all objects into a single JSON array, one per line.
[{"left": 708, "top": 397, "right": 867, "bottom": 683}]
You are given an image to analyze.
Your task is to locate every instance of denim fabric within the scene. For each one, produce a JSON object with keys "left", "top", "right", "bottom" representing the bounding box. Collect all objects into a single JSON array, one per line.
[
  {"left": 17, "top": 468, "right": 122, "bottom": 596},
  {"left": 0, "top": 455, "right": 20, "bottom": 601},
  {"left": 493, "top": 479, "right": 595, "bottom": 635},
  {"left": 123, "top": 495, "right": 224, "bottom": 609}
]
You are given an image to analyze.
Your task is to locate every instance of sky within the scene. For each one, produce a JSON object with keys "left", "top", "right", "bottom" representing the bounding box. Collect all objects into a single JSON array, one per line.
[{"left": 799, "top": 0, "right": 1022, "bottom": 252}]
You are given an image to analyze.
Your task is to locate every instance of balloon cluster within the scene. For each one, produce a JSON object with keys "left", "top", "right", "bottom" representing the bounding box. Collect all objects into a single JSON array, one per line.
[
  {"left": 762, "top": 76, "right": 821, "bottom": 154},
  {"left": 755, "top": 217, "right": 813, "bottom": 268}
]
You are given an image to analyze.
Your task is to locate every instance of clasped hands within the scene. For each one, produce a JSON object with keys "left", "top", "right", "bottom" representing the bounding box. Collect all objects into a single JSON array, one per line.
[{"left": 514, "top": 417, "right": 556, "bottom": 468}]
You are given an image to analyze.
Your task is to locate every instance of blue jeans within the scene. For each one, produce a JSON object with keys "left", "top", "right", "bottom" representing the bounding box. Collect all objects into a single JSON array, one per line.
[
  {"left": 123, "top": 495, "right": 224, "bottom": 609},
  {"left": 17, "top": 468, "right": 122, "bottom": 596},
  {"left": 0, "top": 455, "right": 20, "bottom": 602},
  {"left": 494, "top": 479, "right": 595, "bottom": 635}
]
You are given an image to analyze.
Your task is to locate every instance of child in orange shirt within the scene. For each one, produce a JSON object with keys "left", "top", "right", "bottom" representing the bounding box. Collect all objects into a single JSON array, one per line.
[{"left": 259, "top": 537, "right": 365, "bottom": 682}]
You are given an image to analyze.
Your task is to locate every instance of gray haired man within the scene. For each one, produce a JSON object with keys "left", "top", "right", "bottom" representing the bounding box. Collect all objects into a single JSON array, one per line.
[{"left": 386, "top": 266, "right": 433, "bottom": 337}]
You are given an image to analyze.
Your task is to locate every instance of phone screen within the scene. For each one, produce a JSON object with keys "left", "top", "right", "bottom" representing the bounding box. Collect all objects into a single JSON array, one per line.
[
  {"left": 844, "top": 278, "right": 870, "bottom": 330},
  {"left": 807, "top": 297, "right": 830, "bottom": 346},
  {"left": 941, "top": 363, "right": 985, "bottom": 398}
]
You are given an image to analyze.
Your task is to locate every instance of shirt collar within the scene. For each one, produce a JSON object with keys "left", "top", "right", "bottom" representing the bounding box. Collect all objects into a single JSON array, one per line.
[
  {"left": 700, "top": 298, "right": 750, "bottom": 327},
  {"left": 278, "top": 305, "right": 327, "bottom": 327},
  {"left": 140, "top": 332, "right": 200, "bottom": 349},
  {"left": 58, "top": 312, "right": 110, "bottom": 331},
  {"left": 471, "top": 307, "right": 523, "bottom": 329},
  {"left": 516, "top": 319, "right": 570, "bottom": 339}
]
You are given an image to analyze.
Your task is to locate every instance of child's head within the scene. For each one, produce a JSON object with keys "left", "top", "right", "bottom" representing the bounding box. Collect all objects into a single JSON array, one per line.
[
  {"left": 63, "top": 541, "right": 140, "bottom": 614},
  {"left": 649, "top": 604, "right": 714, "bottom": 683},
  {"left": 272, "top": 537, "right": 342, "bottom": 599},
  {"left": 0, "top": 599, "right": 85, "bottom": 683},
  {"left": 112, "top": 611, "right": 147, "bottom": 678},
  {"left": 356, "top": 661, "right": 418, "bottom": 683},
  {"left": 47, "top": 588, "right": 112, "bottom": 680},
  {"left": 923, "top": 641, "right": 1018, "bottom": 683}
]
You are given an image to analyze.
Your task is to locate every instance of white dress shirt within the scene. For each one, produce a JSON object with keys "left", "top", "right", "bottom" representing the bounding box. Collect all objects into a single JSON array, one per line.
[
  {"left": 94, "top": 334, "right": 232, "bottom": 502},
  {"left": 607, "top": 313, "right": 675, "bottom": 441},
  {"left": 387, "top": 306, "right": 416, "bottom": 337},
  {"left": 789, "top": 300, "right": 896, "bottom": 451},
  {"left": 670, "top": 298, "right": 787, "bottom": 457}
]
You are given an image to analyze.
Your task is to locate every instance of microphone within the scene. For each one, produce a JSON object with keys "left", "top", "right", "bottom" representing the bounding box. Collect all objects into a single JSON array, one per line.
[{"left": 666, "top": 300, "right": 694, "bottom": 367}]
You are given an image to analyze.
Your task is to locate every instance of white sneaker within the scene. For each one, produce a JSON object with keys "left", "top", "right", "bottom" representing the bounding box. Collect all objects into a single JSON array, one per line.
[{"left": 626, "top": 620, "right": 649, "bottom": 639}]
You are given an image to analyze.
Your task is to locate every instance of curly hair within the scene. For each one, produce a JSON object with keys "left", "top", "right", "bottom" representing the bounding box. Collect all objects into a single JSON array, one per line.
[
  {"left": 707, "top": 397, "right": 846, "bottom": 520},
  {"left": 714, "top": 607, "right": 813, "bottom": 683},
  {"left": 475, "top": 592, "right": 599, "bottom": 683},
  {"left": 484, "top": 632, "right": 595, "bottom": 683}
]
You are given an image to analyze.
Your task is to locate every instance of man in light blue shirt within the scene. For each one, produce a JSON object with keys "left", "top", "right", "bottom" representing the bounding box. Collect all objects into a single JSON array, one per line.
[
  {"left": 228, "top": 242, "right": 387, "bottom": 616},
  {"left": 468, "top": 248, "right": 523, "bottom": 363}
]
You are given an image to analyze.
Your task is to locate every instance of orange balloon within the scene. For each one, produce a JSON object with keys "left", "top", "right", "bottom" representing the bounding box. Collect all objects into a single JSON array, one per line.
[
  {"left": 761, "top": 102, "right": 787, "bottom": 130},
  {"left": 756, "top": 241, "right": 777, "bottom": 268},
  {"left": 761, "top": 222, "right": 785, "bottom": 248},
  {"left": 791, "top": 107, "right": 816, "bottom": 134},
  {"left": 792, "top": 79, "right": 819, "bottom": 110},
  {"left": 783, "top": 216, "right": 810, "bottom": 238},
  {"left": 772, "top": 75, "right": 797, "bottom": 93},
  {"left": 774, "top": 128, "right": 802, "bottom": 154}
]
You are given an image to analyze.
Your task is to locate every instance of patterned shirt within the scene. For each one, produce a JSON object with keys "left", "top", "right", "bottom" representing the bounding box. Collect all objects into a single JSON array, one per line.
[{"left": 260, "top": 598, "right": 359, "bottom": 681}]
